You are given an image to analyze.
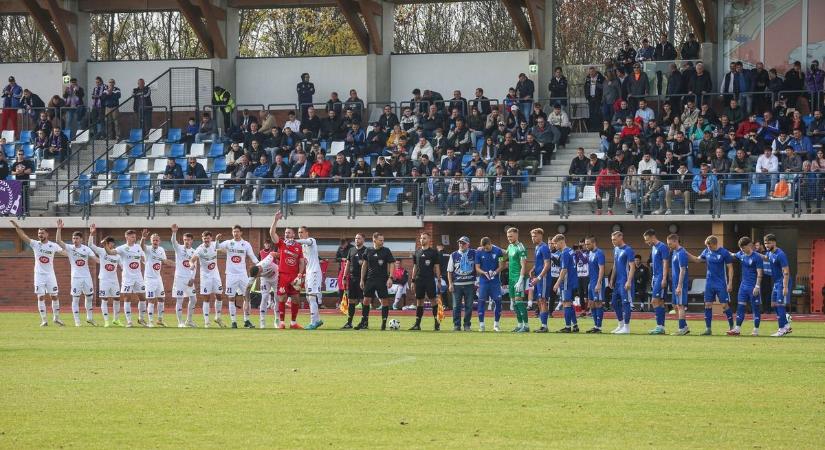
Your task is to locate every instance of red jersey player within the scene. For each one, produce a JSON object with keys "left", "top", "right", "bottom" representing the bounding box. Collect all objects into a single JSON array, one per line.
[{"left": 269, "top": 210, "right": 306, "bottom": 329}]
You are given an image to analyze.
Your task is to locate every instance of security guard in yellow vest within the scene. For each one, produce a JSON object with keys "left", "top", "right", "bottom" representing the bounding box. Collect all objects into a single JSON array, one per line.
[{"left": 213, "top": 86, "right": 235, "bottom": 130}]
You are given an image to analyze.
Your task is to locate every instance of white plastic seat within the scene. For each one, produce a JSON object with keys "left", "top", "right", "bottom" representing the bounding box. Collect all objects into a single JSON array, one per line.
[
  {"left": 149, "top": 143, "right": 166, "bottom": 158},
  {"left": 216, "top": 173, "right": 231, "bottom": 187},
  {"left": 346, "top": 187, "right": 362, "bottom": 203},
  {"left": 196, "top": 158, "right": 208, "bottom": 171},
  {"left": 133, "top": 158, "right": 149, "bottom": 173},
  {"left": 581, "top": 185, "right": 597, "bottom": 201},
  {"left": 97, "top": 189, "right": 114, "bottom": 205},
  {"left": 110, "top": 143, "right": 128, "bottom": 158},
  {"left": 38, "top": 159, "right": 55, "bottom": 172},
  {"left": 196, "top": 188, "right": 215, "bottom": 205},
  {"left": 151, "top": 159, "right": 167, "bottom": 173},
  {"left": 56, "top": 189, "right": 69, "bottom": 205},
  {"left": 72, "top": 130, "right": 89, "bottom": 144},
  {"left": 300, "top": 188, "right": 319, "bottom": 204},
  {"left": 1, "top": 130, "right": 14, "bottom": 142},
  {"left": 189, "top": 143, "right": 205, "bottom": 157},
  {"left": 330, "top": 141, "right": 345, "bottom": 156},
  {"left": 157, "top": 189, "right": 175, "bottom": 205},
  {"left": 147, "top": 128, "right": 162, "bottom": 142}
]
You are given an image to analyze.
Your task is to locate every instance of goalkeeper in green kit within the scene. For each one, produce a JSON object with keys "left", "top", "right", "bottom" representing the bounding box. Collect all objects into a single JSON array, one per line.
[{"left": 504, "top": 227, "right": 529, "bottom": 332}]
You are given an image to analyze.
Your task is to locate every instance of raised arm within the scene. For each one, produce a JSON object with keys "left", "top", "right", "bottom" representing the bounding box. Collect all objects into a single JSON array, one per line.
[
  {"left": 140, "top": 228, "right": 149, "bottom": 250},
  {"left": 269, "top": 210, "right": 283, "bottom": 245},
  {"left": 9, "top": 219, "right": 31, "bottom": 243},
  {"left": 170, "top": 224, "right": 181, "bottom": 250},
  {"left": 55, "top": 219, "right": 67, "bottom": 251}
]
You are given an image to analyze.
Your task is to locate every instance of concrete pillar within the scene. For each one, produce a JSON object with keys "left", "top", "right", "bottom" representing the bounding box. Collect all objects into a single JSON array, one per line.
[
  {"left": 534, "top": 0, "right": 554, "bottom": 102},
  {"left": 211, "top": 0, "right": 238, "bottom": 98},
  {"left": 62, "top": 0, "right": 90, "bottom": 90},
  {"left": 365, "top": 1, "right": 394, "bottom": 108}
]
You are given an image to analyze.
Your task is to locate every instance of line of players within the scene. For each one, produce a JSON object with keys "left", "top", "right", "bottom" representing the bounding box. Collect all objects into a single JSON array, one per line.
[
  {"left": 10, "top": 215, "right": 794, "bottom": 337},
  {"left": 8, "top": 215, "right": 322, "bottom": 329}
]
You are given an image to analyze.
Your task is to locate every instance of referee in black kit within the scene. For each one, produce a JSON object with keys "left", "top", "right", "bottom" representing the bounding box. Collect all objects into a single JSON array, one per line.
[
  {"left": 358, "top": 232, "right": 395, "bottom": 330},
  {"left": 342, "top": 233, "right": 367, "bottom": 329},
  {"left": 409, "top": 232, "right": 441, "bottom": 331}
]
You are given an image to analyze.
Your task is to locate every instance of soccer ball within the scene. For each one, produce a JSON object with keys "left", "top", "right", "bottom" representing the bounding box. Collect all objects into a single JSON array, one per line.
[
  {"left": 786, "top": 313, "right": 793, "bottom": 325},
  {"left": 388, "top": 319, "right": 401, "bottom": 330}
]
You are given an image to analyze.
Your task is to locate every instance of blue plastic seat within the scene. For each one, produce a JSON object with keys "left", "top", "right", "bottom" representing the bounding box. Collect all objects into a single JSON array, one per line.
[
  {"left": 135, "top": 173, "right": 151, "bottom": 189},
  {"left": 258, "top": 188, "right": 279, "bottom": 205},
  {"left": 78, "top": 174, "right": 92, "bottom": 189},
  {"left": 166, "top": 128, "right": 181, "bottom": 143},
  {"left": 321, "top": 187, "right": 341, "bottom": 204},
  {"left": 559, "top": 185, "right": 578, "bottom": 202},
  {"left": 722, "top": 183, "right": 742, "bottom": 201},
  {"left": 127, "top": 128, "right": 142, "bottom": 143},
  {"left": 2, "top": 144, "right": 13, "bottom": 158},
  {"left": 93, "top": 159, "right": 108, "bottom": 175},
  {"left": 212, "top": 156, "right": 226, "bottom": 173},
  {"left": 748, "top": 183, "right": 768, "bottom": 200},
  {"left": 17, "top": 130, "right": 32, "bottom": 144},
  {"left": 169, "top": 143, "right": 185, "bottom": 158},
  {"left": 283, "top": 188, "right": 299, "bottom": 204},
  {"left": 22, "top": 144, "right": 34, "bottom": 159},
  {"left": 209, "top": 142, "right": 225, "bottom": 158},
  {"left": 130, "top": 143, "right": 145, "bottom": 157},
  {"left": 177, "top": 189, "right": 195, "bottom": 205},
  {"left": 116, "top": 173, "right": 131, "bottom": 189},
  {"left": 386, "top": 186, "right": 404, "bottom": 203},
  {"left": 135, "top": 189, "right": 152, "bottom": 205},
  {"left": 112, "top": 158, "right": 129, "bottom": 174},
  {"left": 116, "top": 189, "right": 134, "bottom": 205},
  {"left": 76, "top": 188, "right": 92, "bottom": 205},
  {"left": 364, "top": 187, "right": 383, "bottom": 204},
  {"left": 475, "top": 137, "right": 484, "bottom": 151},
  {"left": 461, "top": 154, "right": 473, "bottom": 165},
  {"left": 176, "top": 158, "right": 187, "bottom": 169},
  {"left": 219, "top": 188, "right": 236, "bottom": 205},
  {"left": 62, "top": 129, "right": 73, "bottom": 141}
]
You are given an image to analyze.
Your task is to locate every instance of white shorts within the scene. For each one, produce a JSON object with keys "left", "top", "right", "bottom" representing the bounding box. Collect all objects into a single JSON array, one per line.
[
  {"left": 305, "top": 271, "right": 323, "bottom": 295},
  {"left": 200, "top": 276, "right": 223, "bottom": 295},
  {"left": 388, "top": 284, "right": 407, "bottom": 295},
  {"left": 71, "top": 277, "right": 95, "bottom": 296},
  {"left": 145, "top": 279, "right": 166, "bottom": 299},
  {"left": 121, "top": 277, "right": 146, "bottom": 294},
  {"left": 34, "top": 273, "right": 59, "bottom": 296},
  {"left": 172, "top": 277, "right": 196, "bottom": 298},
  {"left": 260, "top": 276, "right": 278, "bottom": 297},
  {"left": 225, "top": 274, "right": 250, "bottom": 297},
  {"left": 98, "top": 279, "right": 120, "bottom": 298}
]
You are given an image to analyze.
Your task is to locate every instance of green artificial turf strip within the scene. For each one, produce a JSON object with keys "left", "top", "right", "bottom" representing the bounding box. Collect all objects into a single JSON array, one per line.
[{"left": 1, "top": 312, "right": 824, "bottom": 449}]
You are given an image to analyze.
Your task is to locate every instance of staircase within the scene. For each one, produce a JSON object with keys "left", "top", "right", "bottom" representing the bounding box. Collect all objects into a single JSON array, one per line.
[
  {"left": 27, "top": 138, "right": 107, "bottom": 216},
  {"left": 509, "top": 132, "right": 601, "bottom": 215}
]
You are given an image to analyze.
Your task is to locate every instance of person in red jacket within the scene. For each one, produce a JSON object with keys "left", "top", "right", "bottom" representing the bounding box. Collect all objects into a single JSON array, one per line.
[
  {"left": 735, "top": 113, "right": 760, "bottom": 139},
  {"left": 309, "top": 152, "right": 332, "bottom": 179},
  {"left": 594, "top": 161, "right": 622, "bottom": 215},
  {"left": 619, "top": 117, "right": 641, "bottom": 142}
]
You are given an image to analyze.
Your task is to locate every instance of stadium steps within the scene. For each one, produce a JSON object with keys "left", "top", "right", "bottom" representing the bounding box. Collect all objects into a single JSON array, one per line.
[
  {"left": 27, "top": 139, "right": 107, "bottom": 216},
  {"left": 508, "top": 132, "right": 602, "bottom": 216}
]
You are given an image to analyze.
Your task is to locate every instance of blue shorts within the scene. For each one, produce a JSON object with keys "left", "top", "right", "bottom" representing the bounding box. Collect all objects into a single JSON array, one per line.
[
  {"left": 533, "top": 278, "right": 551, "bottom": 300},
  {"left": 478, "top": 280, "right": 501, "bottom": 301},
  {"left": 612, "top": 283, "right": 633, "bottom": 304},
  {"left": 559, "top": 287, "right": 574, "bottom": 302},
  {"left": 771, "top": 284, "right": 790, "bottom": 305},
  {"left": 588, "top": 282, "right": 604, "bottom": 302},
  {"left": 704, "top": 284, "right": 729, "bottom": 303},
  {"left": 737, "top": 286, "right": 761, "bottom": 305},
  {"left": 651, "top": 276, "right": 664, "bottom": 299},
  {"left": 672, "top": 285, "right": 688, "bottom": 305}
]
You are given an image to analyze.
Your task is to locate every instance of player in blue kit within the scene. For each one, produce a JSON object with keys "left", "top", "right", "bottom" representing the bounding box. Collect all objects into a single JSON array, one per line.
[
  {"left": 528, "top": 229, "right": 553, "bottom": 333},
  {"left": 761, "top": 234, "right": 792, "bottom": 337},
  {"left": 643, "top": 229, "right": 670, "bottom": 335},
  {"left": 475, "top": 237, "right": 504, "bottom": 332},
  {"left": 584, "top": 236, "right": 606, "bottom": 333},
  {"left": 667, "top": 234, "right": 691, "bottom": 335},
  {"left": 686, "top": 235, "right": 735, "bottom": 335},
  {"left": 729, "top": 237, "right": 764, "bottom": 336},
  {"left": 553, "top": 234, "right": 579, "bottom": 333},
  {"left": 609, "top": 231, "right": 635, "bottom": 334}
]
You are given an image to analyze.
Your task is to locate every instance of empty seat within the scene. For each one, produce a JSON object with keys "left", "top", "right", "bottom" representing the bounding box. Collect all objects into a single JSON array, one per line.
[
  {"left": 56, "top": 189, "right": 69, "bottom": 205},
  {"left": 748, "top": 183, "right": 768, "bottom": 200},
  {"left": 220, "top": 188, "right": 236, "bottom": 205},
  {"left": 149, "top": 143, "right": 166, "bottom": 158},
  {"left": 127, "top": 128, "right": 142, "bottom": 143},
  {"left": 76, "top": 188, "right": 92, "bottom": 205},
  {"left": 212, "top": 156, "right": 227, "bottom": 173},
  {"left": 116, "top": 173, "right": 131, "bottom": 189},
  {"left": 216, "top": 173, "right": 231, "bottom": 187},
  {"left": 321, "top": 187, "right": 341, "bottom": 204},
  {"left": 116, "top": 189, "right": 134, "bottom": 205},
  {"left": 722, "top": 183, "right": 742, "bottom": 201},
  {"left": 3, "top": 144, "right": 13, "bottom": 158},
  {"left": 283, "top": 188, "right": 299, "bottom": 204},
  {"left": 130, "top": 144, "right": 145, "bottom": 157},
  {"left": 135, "top": 173, "right": 151, "bottom": 189},
  {"left": 258, "top": 188, "right": 279, "bottom": 205},
  {"left": 189, "top": 143, "right": 205, "bottom": 157},
  {"left": 151, "top": 159, "right": 167, "bottom": 173},
  {"left": 147, "top": 128, "right": 162, "bottom": 142},
  {"left": 209, "top": 142, "right": 225, "bottom": 158},
  {"left": 38, "top": 159, "right": 55, "bottom": 172},
  {"left": 78, "top": 174, "right": 92, "bottom": 189},
  {"left": 62, "top": 129, "right": 73, "bottom": 140},
  {"left": 346, "top": 187, "right": 361, "bottom": 202},
  {"left": 134, "top": 189, "right": 152, "bottom": 205},
  {"left": 558, "top": 185, "right": 578, "bottom": 202},
  {"left": 93, "top": 159, "right": 108, "bottom": 175},
  {"left": 197, "top": 189, "right": 215, "bottom": 205},
  {"left": 22, "top": 144, "right": 34, "bottom": 159},
  {"left": 1, "top": 130, "right": 15, "bottom": 142},
  {"left": 169, "top": 143, "right": 185, "bottom": 158},
  {"left": 166, "top": 128, "right": 181, "bottom": 143},
  {"left": 157, "top": 189, "right": 175, "bottom": 205},
  {"left": 110, "top": 143, "right": 128, "bottom": 158},
  {"left": 364, "top": 187, "right": 383, "bottom": 204},
  {"left": 177, "top": 189, "right": 195, "bottom": 205},
  {"left": 581, "top": 185, "right": 597, "bottom": 201},
  {"left": 97, "top": 189, "right": 114, "bottom": 205},
  {"left": 17, "top": 130, "right": 32, "bottom": 144},
  {"left": 300, "top": 188, "right": 319, "bottom": 204},
  {"left": 133, "top": 158, "right": 149, "bottom": 173},
  {"left": 112, "top": 158, "right": 129, "bottom": 174},
  {"left": 329, "top": 141, "right": 345, "bottom": 156},
  {"left": 72, "top": 129, "right": 89, "bottom": 144},
  {"left": 386, "top": 186, "right": 404, "bottom": 203}
]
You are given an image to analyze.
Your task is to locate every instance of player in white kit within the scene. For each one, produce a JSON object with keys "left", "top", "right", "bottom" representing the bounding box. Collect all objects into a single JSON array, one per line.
[
  {"left": 297, "top": 226, "right": 324, "bottom": 330},
  {"left": 190, "top": 230, "right": 225, "bottom": 328},
  {"left": 116, "top": 229, "right": 147, "bottom": 327},
  {"left": 170, "top": 224, "right": 198, "bottom": 328},
  {"left": 10, "top": 220, "right": 65, "bottom": 326},
  {"left": 142, "top": 232, "right": 174, "bottom": 327},
  {"left": 245, "top": 252, "right": 279, "bottom": 328},
  {"left": 88, "top": 225, "right": 122, "bottom": 327},
  {"left": 215, "top": 225, "right": 259, "bottom": 328},
  {"left": 55, "top": 219, "right": 99, "bottom": 326}
]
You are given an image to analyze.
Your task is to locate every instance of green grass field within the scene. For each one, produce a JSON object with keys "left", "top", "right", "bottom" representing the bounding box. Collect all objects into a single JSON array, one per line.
[{"left": 1, "top": 311, "right": 824, "bottom": 449}]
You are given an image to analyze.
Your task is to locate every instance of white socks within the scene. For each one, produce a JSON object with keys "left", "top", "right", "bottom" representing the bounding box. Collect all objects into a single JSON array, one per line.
[
  {"left": 214, "top": 301, "right": 222, "bottom": 319},
  {"left": 85, "top": 297, "right": 93, "bottom": 321},
  {"left": 71, "top": 296, "right": 81, "bottom": 325},
  {"left": 156, "top": 301, "right": 164, "bottom": 319},
  {"left": 138, "top": 301, "right": 146, "bottom": 321},
  {"left": 37, "top": 299, "right": 47, "bottom": 321},
  {"left": 124, "top": 302, "right": 132, "bottom": 322},
  {"left": 113, "top": 300, "right": 121, "bottom": 321},
  {"left": 51, "top": 300, "right": 60, "bottom": 320},
  {"left": 175, "top": 298, "right": 184, "bottom": 324},
  {"left": 242, "top": 300, "right": 250, "bottom": 322},
  {"left": 187, "top": 296, "right": 196, "bottom": 322},
  {"left": 202, "top": 301, "right": 210, "bottom": 322},
  {"left": 309, "top": 295, "right": 320, "bottom": 324},
  {"left": 147, "top": 302, "right": 154, "bottom": 322},
  {"left": 102, "top": 300, "right": 109, "bottom": 321},
  {"left": 229, "top": 301, "right": 237, "bottom": 323}
]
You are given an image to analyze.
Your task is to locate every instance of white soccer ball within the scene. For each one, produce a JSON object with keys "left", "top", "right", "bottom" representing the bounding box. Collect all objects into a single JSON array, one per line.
[
  {"left": 786, "top": 313, "right": 792, "bottom": 325},
  {"left": 388, "top": 319, "right": 401, "bottom": 330}
]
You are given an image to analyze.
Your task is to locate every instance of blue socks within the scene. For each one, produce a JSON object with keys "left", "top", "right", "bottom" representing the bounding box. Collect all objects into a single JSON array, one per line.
[
  {"left": 704, "top": 308, "right": 713, "bottom": 329},
  {"left": 678, "top": 318, "right": 687, "bottom": 329},
  {"left": 592, "top": 307, "right": 601, "bottom": 328},
  {"left": 563, "top": 306, "right": 573, "bottom": 327},
  {"left": 540, "top": 311, "right": 549, "bottom": 326},
  {"left": 493, "top": 298, "right": 502, "bottom": 322},
  {"left": 724, "top": 308, "right": 734, "bottom": 329},
  {"left": 612, "top": 299, "right": 623, "bottom": 322},
  {"left": 477, "top": 299, "right": 486, "bottom": 323},
  {"left": 622, "top": 302, "right": 631, "bottom": 325},
  {"left": 776, "top": 305, "right": 787, "bottom": 328},
  {"left": 754, "top": 308, "right": 761, "bottom": 329},
  {"left": 736, "top": 304, "right": 746, "bottom": 326},
  {"left": 654, "top": 306, "right": 665, "bottom": 327}
]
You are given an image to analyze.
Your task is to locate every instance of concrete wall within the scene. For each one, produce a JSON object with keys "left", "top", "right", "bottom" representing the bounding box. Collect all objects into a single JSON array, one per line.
[
  {"left": 235, "top": 56, "right": 369, "bottom": 107},
  {"left": 389, "top": 51, "right": 531, "bottom": 105},
  {"left": 0, "top": 63, "right": 64, "bottom": 101}
]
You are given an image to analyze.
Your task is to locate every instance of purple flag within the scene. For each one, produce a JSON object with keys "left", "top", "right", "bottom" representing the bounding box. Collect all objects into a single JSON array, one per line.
[{"left": 0, "top": 180, "right": 24, "bottom": 216}]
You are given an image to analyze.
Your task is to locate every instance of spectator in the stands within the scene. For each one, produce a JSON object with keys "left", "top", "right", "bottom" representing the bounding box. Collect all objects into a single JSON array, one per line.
[
  {"left": 661, "top": 162, "right": 690, "bottom": 215},
  {"left": 449, "top": 90, "right": 468, "bottom": 116},
  {"left": 309, "top": 151, "right": 331, "bottom": 179},
  {"left": 686, "top": 116, "right": 712, "bottom": 143},
  {"left": 19, "top": 89, "right": 42, "bottom": 123},
  {"left": 688, "top": 62, "right": 713, "bottom": 107},
  {"left": 180, "top": 117, "right": 197, "bottom": 148},
  {"left": 584, "top": 66, "right": 606, "bottom": 130},
  {"left": 363, "top": 122, "right": 385, "bottom": 155},
  {"left": 184, "top": 156, "right": 208, "bottom": 196},
  {"left": 622, "top": 165, "right": 642, "bottom": 214},
  {"left": 547, "top": 103, "right": 571, "bottom": 148},
  {"left": 515, "top": 73, "right": 535, "bottom": 119},
  {"left": 411, "top": 135, "right": 433, "bottom": 161},
  {"left": 788, "top": 128, "right": 814, "bottom": 159},
  {"left": 33, "top": 110, "right": 51, "bottom": 135},
  {"left": 479, "top": 136, "right": 497, "bottom": 162},
  {"left": 471, "top": 88, "right": 491, "bottom": 116},
  {"left": 297, "top": 73, "right": 314, "bottom": 121},
  {"left": 225, "top": 154, "right": 253, "bottom": 200},
  {"left": 0, "top": 151, "right": 10, "bottom": 180},
  {"left": 699, "top": 102, "right": 719, "bottom": 127},
  {"left": 320, "top": 109, "right": 344, "bottom": 141},
  {"left": 445, "top": 171, "right": 469, "bottom": 215},
  {"left": 447, "top": 118, "right": 471, "bottom": 151},
  {"left": 439, "top": 148, "right": 460, "bottom": 176},
  {"left": 660, "top": 150, "right": 679, "bottom": 176},
  {"left": 421, "top": 104, "right": 444, "bottom": 137},
  {"left": 715, "top": 115, "right": 735, "bottom": 140},
  {"left": 730, "top": 148, "right": 752, "bottom": 182},
  {"left": 594, "top": 161, "right": 621, "bottom": 215},
  {"left": 467, "top": 167, "right": 489, "bottom": 213},
  {"left": 46, "top": 126, "right": 69, "bottom": 162},
  {"left": 400, "top": 107, "right": 418, "bottom": 133},
  {"left": 258, "top": 110, "right": 276, "bottom": 135},
  {"left": 529, "top": 116, "right": 558, "bottom": 155},
  {"left": 586, "top": 152, "right": 604, "bottom": 178},
  {"left": 548, "top": 67, "right": 569, "bottom": 105},
  {"left": 343, "top": 121, "right": 365, "bottom": 158},
  {"left": 568, "top": 147, "right": 589, "bottom": 186},
  {"left": 736, "top": 113, "right": 760, "bottom": 139},
  {"left": 394, "top": 152, "right": 414, "bottom": 179},
  {"left": 690, "top": 163, "right": 716, "bottom": 214},
  {"left": 758, "top": 110, "right": 781, "bottom": 144},
  {"left": 466, "top": 107, "right": 485, "bottom": 144},
  {"left": 650, "top": 135, "right": 669, "bottom": 162},
  {"left": 505, "top": 105, "right": 527, "bottom": 131},
  {"left": 499, "top": 132, "right": 522, "bottom": 163},
  {"left": 605, "top": 134, "right": 623, "bottom": 160},
  {"left": 614, "top": 150, "right": 632, "bottom": 174},
  {"left": 637, "top": 151, "right": 658, "bottom": 174},
  {"left": 281, "top": 126, "right": 300, "bottom": 153},
  {"left": 289, "top": 150, "right": 311, "bottom": 179},
  {"left": 349, "top": 157, "right": 368, "bottom": 179},
  {"left": 680, "top": 33, "right": 700, "bottom": 59},
  {"left": 617, "top": 40, "right": 637, "bottom": 74},
  {"left": 637, "top": 39, "right": 654, "bottom": 62},
  {"left": 101, "top": 78, "right": 122, "bottom": 141},
  {"left": 672, "top": 131, "right": 692, "bottom": 169},
  {"left": 709, "top": 147, "right": 731, "bottom": 175},
  {"left": 619, "top": 117, "right": 641, "bottom": 142},
  {"left": 263, "top": 126, "right": 283, "bottom": 154},
  {"left": 250, "top": 153, "right": 271, "bottom": 184},
  {"left": 781, "top": 145, "right": 803, "bottom": 177},
  {"left": 654, "top": 33, "right": 676, "bottom": 60},
  {"left": 634, "top": 99, "right": 655, "bottom": 129},
  {"left": 463, "top": 151, "right": 486, "bottom": 177},
  {"left": 681, "top": 99, "right": 698, "bottom": 128},
  {"left": 329, "top": 153, "right": 351, "bottom": 183},
  {"left": 1, "top": 76, "right": 23, "bottom": 135},
  {"left": 281, "top": 111, "right": 299, "bottom": 135},
  {"left": 528, "top": 103, "right": 547, "bottom": 128},
  {"left": 301, "top": 107, "right": 321, "bottom": 139},
  {"left": 238, "top": 109, "right": 258, "bottom": 133},
  {"left": 658, "top": 100, "right": 676, "bottom": 128},
  {"left": 426, "top": 167, "right": 447, "bottom": 213},
  {"left": 378, "top": 105, "right": 399, "bottom": 130},
  {"left": 325, "top": 91, "right": 343, "bottom": 116},
  {"left": 755, "top": 146, "right": 779, "bottom": 187},
  {"left": 386, "top": 123, "right": 407, "bottom": 151},
  {"left": 808, "top": 110, "right": 825, "bottom": 145},
  {"left": 611, "top": 100, "right": 633, "bottom": 130},
  {"left": 417, "top": 154, "right": 437, "bottom": 176},
  {"left": 269, "top": 154, "right": 289, "bottom": 180},
  {"left": 721, "top": 98, "right": 744, "bottom": 127},
  {"left": 626, "top": 63, "right": 649, "bottom": 110},
  {"left": 32, "top": 129, "right": 48, "bottom": 162},
  {"left": 243, "top": 121, "right": 265, "bottom": 149},
  {"left": 194, "top": 112, "right": 216, "bottom": 143},
  {"left": 46, "top": 94, "right": 65, "bottom": 127}
]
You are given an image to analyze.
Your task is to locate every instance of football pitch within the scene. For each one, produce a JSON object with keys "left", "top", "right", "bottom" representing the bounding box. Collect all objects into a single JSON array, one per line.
[{"left": 1, "top": 312, "right": 824, "bottom": 449}]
